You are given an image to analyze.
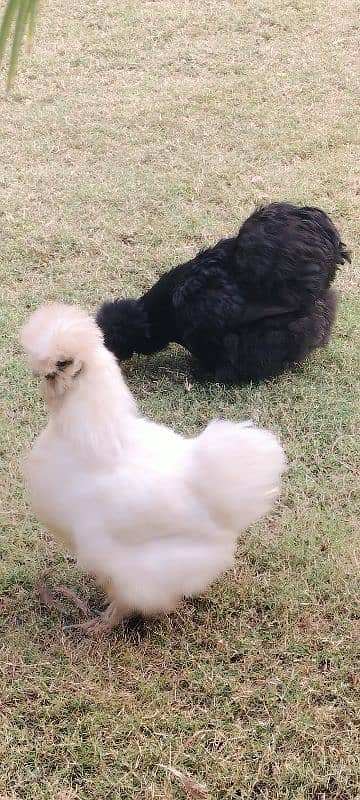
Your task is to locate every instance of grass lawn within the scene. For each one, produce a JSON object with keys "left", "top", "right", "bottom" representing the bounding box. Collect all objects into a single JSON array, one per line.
[{"left": 0, "top": 0, "right": 359, "bottom": 798}]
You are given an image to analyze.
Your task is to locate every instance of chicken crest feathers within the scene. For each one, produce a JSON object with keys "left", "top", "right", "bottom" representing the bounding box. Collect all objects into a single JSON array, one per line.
[{"left": 21, "top": 303, "right": 103, "bottom": 369}]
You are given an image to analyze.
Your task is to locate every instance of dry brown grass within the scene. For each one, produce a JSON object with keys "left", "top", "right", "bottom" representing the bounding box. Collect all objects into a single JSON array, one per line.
[{"left": 0, "top": 1, "right": 359, "bottom": 798}]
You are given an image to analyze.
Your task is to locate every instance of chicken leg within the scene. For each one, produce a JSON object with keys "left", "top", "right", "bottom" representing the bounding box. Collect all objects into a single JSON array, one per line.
[{"left": 69, "top": 600, "right": 125, "bottom": 636}]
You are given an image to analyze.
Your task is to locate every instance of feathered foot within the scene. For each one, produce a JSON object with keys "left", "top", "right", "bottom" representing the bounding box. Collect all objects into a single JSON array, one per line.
[{"left": 67, "top": 601, "right": 125, "bottom": 636}]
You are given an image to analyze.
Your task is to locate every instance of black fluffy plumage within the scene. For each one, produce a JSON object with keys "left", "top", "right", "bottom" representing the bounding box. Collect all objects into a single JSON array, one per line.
[{"left": 96, "top": 203, "right": 350, "bottom": 384}]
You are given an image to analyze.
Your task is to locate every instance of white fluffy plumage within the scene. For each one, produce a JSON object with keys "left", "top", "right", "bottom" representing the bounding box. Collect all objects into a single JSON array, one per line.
[{"left": 21, "top": 303, "right": 286, "bottom": 633}]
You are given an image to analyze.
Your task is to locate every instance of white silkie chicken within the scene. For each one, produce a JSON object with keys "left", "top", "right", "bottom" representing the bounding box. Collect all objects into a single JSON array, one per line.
[{"left": 21, "top": 303, "right": 286, "bottom": 634}]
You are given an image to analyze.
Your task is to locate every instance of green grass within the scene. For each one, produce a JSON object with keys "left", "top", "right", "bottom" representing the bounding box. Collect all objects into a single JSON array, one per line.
[{"left": 0, "top": 0, "right": 359, "bottom": 798}]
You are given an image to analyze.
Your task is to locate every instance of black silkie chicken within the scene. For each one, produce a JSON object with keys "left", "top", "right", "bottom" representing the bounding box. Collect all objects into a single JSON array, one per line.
[{"left": 96, "top": 203, "right": 350, "bottom": 384}]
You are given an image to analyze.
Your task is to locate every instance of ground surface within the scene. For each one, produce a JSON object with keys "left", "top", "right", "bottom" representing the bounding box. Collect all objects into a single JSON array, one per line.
[{"left": 0, "top": 1, "right": 359, "bottom": 798}]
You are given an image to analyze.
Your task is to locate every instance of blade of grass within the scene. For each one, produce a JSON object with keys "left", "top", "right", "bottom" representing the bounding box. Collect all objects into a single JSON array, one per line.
[
  {"left": 26, "top": 0, "right": 38, "bottom": 52},
  {"left": 0, "top": 0, "right": 20, "bottom": 64},
  {"left": 7, "top": 0, "right": 32, "bottom": 89},
  {"left": 0, "top": 0, "right": 39, "bottom": 88}
]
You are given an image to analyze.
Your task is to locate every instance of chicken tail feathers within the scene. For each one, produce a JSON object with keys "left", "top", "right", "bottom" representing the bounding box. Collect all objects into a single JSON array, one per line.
[{"left": 193, "top": 420, "right": 286, "bottom": 532}]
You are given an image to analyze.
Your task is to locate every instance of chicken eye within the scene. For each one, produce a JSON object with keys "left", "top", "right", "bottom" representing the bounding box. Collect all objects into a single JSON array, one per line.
[{"left": 56, "top": 359, "right": 74, "bottom": 370}]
